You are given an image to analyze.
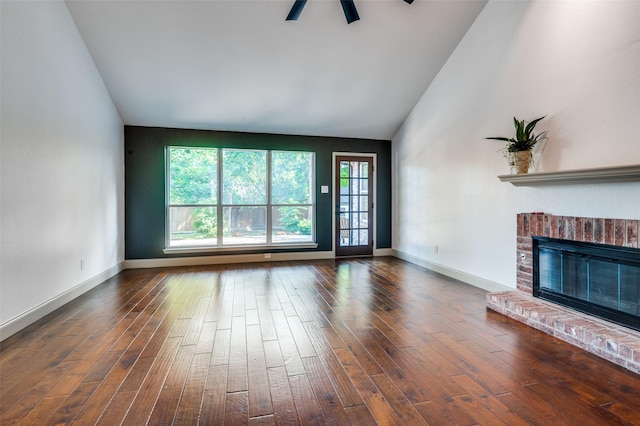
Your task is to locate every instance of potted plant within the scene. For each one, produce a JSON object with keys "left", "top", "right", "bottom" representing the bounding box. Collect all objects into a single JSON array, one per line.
[{"left": 486, "top": 116, "right": 546, "bottom": 174}]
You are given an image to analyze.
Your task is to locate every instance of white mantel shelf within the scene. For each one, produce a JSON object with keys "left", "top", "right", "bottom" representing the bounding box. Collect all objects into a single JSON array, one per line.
[{"left": 498, "top": 164, "right": 640, "bottom": 186}]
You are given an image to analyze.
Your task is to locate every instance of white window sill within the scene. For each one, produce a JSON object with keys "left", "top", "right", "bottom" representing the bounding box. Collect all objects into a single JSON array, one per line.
[{"left": 163, "top": 243, "right": 319, "bottom": 255}]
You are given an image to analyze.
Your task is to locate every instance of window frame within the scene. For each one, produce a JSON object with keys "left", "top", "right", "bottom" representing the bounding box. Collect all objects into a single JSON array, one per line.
[{"left": 164, "top": 146, "right": 317, "bottom": 253}]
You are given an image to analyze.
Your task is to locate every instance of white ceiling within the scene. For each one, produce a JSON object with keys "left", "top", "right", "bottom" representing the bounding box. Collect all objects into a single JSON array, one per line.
[{"left": 65, "top": 0, "right": 487, "bottom": 140}]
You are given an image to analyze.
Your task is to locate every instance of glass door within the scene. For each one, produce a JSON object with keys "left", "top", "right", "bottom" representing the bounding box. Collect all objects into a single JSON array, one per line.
[{"left": 335, "top": 156, "right": 373, "bottom": 257}]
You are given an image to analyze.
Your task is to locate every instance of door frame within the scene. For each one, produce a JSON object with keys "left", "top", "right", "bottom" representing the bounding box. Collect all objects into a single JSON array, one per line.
[{"left": 332, "top": 152, "right": 377, "bottom": 258}]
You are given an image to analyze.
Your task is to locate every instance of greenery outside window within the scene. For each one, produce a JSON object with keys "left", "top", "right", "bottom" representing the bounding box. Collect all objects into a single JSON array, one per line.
[
  {"left": 271, "top": 151, "right": 314, "bottom": 243},
  {"left": 167, "top": 147, "right": 314, "bottom": 249}
]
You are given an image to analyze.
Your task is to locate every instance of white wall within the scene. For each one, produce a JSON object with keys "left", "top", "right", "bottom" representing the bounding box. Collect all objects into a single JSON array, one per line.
[
  {"left": 1, "top": 1, "right": 124, "bottom": 338},
  {"left": 393, "top": 0, "right": 640, "bottom": 290}
]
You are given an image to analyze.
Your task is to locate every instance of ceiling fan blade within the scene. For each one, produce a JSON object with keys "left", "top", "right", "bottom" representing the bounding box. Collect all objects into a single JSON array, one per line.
[
  {"left": 340, "top": 0, "right": 360, "bottom": 24},
  {"left": 286, "top": 0, "right": 308, "bottom": 21}
]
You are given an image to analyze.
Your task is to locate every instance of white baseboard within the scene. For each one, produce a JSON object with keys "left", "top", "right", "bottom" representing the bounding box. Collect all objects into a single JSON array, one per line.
[
  {"left": 0, "top": 261, "right": 125, "bottom": 342},
  {"left": 124, "top": 251, "right": 336, "bottom": 269},
  {"left": 374, "top": 248, "right": 395, "bottom": 257},
  {"left": 126, "top": 248, "right": 395, "bottom": 269},
  {"left": 392, "top": 249, "right": 512, "bottom": 293}
]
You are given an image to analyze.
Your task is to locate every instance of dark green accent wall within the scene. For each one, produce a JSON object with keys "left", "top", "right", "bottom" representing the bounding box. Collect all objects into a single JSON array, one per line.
[{"left": 125, "top": 126, "right": 391, "bottom": 259}]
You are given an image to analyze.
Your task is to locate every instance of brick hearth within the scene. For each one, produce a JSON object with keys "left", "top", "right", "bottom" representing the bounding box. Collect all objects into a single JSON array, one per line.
[
  {"left": 487, "top": 290, "right": 640, "bottom": 374},
  {"left": 487, "top": 213, "right": 640, "bottom": 374}
]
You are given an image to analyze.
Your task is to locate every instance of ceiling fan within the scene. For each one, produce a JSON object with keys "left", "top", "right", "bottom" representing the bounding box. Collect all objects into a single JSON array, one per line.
[{"left": 286, "top": 0, "right": 414, "bottom": 24}]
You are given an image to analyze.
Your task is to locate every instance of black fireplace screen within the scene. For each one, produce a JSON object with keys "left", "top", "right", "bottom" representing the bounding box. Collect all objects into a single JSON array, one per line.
[{"left": 533, "top": 237, "right": 640, "bottom": 332}]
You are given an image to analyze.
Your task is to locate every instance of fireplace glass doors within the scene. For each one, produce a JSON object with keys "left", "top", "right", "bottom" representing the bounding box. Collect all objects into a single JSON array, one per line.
[{"left": 533, "top": 237, "right": 640, "bottom": 331}]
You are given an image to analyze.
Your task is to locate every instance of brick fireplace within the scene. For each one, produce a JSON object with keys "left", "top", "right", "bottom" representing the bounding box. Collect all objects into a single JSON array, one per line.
[{"left": 487, "top": 213, "right": 640, "bottom": 374}]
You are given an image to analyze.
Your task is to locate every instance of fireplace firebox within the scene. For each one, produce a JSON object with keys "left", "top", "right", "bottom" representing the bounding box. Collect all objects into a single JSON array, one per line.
[{"left": 533, "top": 236, "right": 640, "bottom": 332}]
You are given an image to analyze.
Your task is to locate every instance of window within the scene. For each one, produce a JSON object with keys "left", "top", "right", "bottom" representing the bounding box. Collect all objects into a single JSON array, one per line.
[
  {"left": 222, "top": 149, "right": 267, "bottom": 245},
  {"left": 271, "top": 151, "right": 314, "bottom": 243},
  {"left": 167, "top": 147, "right": 314, "bottom": 249}
]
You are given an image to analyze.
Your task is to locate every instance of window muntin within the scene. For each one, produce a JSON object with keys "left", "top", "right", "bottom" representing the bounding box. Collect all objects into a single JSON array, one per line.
[{"left": 167, "top": 147, "right": 314, "bottom": 248}]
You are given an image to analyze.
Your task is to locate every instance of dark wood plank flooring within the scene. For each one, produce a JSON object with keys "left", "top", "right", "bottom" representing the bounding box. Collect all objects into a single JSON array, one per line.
[{"left": 2, "top": 257, "right": 640, "bottom": 425}]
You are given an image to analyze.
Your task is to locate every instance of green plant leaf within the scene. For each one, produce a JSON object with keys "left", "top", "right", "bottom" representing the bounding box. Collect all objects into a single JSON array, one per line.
[
  {"left": 525, "top": 116, "right": 546, "bottom": 137},
  {"left": 517, "top": 119, "right": 528, "bottom": 141},
  {"left": 512, "top": 117, "right": 520, "bottom": 138}
]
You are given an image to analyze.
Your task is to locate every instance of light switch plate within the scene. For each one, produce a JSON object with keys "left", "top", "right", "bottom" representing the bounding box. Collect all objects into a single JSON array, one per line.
[{"left": 321, "top": 185, "right": 329, "bottom": 193}]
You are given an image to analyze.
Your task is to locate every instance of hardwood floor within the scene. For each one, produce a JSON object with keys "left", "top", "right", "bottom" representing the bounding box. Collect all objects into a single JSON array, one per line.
[{"left": 2, "top": 257, "right": 640, "bottom": 425}]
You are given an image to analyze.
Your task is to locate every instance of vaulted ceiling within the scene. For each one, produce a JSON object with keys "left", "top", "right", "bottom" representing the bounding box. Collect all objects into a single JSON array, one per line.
[{"left": 65, "top": 0, "right": 487, "bottom": 140}]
